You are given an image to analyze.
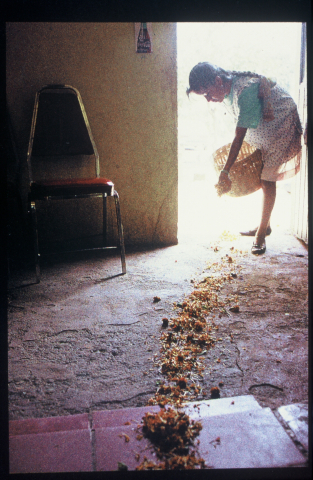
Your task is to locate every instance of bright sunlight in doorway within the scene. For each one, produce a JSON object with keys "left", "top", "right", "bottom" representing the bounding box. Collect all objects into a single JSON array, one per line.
[{"left": 177, "top": 23, "right": 302, "bottom": 243}]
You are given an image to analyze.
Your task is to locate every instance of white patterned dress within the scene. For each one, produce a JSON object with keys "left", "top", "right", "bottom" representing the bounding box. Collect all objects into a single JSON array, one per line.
[{"left": 223, "top": 76, "right": 302, "bottom": 181}]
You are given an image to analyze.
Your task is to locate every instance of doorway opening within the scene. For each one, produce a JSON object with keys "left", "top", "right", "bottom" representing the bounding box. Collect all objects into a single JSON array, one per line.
[{"left": 177, "top": 22, "right": 302, "bottom": 244}]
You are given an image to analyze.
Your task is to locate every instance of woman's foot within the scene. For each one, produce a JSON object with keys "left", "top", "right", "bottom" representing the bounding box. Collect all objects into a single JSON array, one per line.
[
  {"left": 251, "top": 240, "right": 266, "bottom": 255},
  {"left": 240, "top": 226, "right": 272, "bottom": 236}
]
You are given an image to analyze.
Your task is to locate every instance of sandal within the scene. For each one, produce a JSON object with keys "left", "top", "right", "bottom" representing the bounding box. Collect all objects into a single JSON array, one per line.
[
  {"left": 251, "top": 242, "right": 266, "bottom": 255},
  {"left": 240, "top": 226, "right": 272, "bottom": 237}
]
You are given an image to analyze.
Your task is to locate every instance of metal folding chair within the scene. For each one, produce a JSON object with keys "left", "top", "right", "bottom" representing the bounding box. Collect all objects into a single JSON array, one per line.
[{"left": 27, "top": 84, "right": 126, "bottom": 283}]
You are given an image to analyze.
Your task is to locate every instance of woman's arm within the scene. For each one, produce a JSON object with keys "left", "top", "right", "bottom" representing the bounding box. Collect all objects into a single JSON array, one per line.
[
  {"left": 215, "top": 126, "right": 247, "bottom": 195},
  {"left": 223, "top": 126, "right": 247, "bottom": 172}
]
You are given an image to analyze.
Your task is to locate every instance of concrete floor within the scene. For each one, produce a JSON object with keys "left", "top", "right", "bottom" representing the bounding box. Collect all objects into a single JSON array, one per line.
[
  {"left": 7, "top": 177, "right": 309, "bottom": 472},
  {"left": 8, "top": 181, "right": 308, "bottom": 407}
]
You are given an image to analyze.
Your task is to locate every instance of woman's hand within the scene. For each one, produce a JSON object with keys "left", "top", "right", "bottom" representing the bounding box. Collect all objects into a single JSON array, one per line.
[{"left": 215, "top": 171, "right": 232, "bottom": 196}]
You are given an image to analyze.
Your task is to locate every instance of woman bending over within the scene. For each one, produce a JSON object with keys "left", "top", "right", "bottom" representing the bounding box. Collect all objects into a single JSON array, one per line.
[{"left": 187, "top": 62, "right": 302, "bottom": 254}]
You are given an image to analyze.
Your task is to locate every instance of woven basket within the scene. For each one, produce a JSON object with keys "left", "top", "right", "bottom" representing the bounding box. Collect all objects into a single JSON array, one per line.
[{"left": 213, "top": 141, "right": 263, "bottom": 197}]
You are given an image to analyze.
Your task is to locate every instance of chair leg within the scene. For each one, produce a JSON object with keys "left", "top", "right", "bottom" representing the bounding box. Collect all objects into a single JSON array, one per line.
[
  {"left": 114, "top": 190, "right": 126, "bottom": 274},
  {"left": 103, "top": 194, "right": 107, "bottom": 247},
  {"left": 29, "top": 201, "right": 41, "bottom": 283}
]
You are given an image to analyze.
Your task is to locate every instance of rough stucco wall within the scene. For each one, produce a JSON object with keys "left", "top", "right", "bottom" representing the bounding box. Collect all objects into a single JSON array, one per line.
[{"left": 6, "top": 22, "right": 178, "bottom": 247}]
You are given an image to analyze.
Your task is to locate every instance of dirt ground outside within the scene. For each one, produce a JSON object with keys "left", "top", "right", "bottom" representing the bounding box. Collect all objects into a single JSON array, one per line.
[{"left": 8, "top": 183, "right": 308, "bottom": 421}]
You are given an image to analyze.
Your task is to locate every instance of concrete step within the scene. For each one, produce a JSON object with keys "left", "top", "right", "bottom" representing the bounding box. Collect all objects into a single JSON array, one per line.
[
  {"left": 9, "top": 396, "right": 307, "bottom": 473},
  {"left": 278, "top": 403, "right": 309, "bottom": 451}
]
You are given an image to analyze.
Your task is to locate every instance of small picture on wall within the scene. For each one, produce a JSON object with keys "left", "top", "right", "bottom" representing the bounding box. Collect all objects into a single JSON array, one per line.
[{"left": 135, "top": 23, "right": 153, "bottom": 53}]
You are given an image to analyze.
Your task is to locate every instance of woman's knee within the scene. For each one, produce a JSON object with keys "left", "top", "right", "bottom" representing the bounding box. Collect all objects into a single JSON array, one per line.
[{"left": 261, "top": 179, "right": 276, "bottom": 193}]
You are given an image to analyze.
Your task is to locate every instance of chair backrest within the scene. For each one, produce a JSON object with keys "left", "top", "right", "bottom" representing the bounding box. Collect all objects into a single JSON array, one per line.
[{"left": 27, "top": 85, "right": 100, "bottom": 182}]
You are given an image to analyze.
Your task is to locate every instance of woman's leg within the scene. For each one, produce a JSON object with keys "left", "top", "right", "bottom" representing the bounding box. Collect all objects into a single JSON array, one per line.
[{"left": 255, "top": 180, "right": 276, "bottom": 245}]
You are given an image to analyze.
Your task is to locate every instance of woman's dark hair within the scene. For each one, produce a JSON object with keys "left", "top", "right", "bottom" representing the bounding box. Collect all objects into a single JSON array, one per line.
[
  {"left": 186, "top": 62, "right": 277, "bottom": 122},
  {"left": 186, "top": 62, "right": 264, "bottom": 97}
]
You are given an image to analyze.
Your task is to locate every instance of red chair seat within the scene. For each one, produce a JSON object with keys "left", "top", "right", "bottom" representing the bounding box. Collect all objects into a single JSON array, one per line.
[{"left": 30, "top": 177, "right": 114, "bottom": 199}]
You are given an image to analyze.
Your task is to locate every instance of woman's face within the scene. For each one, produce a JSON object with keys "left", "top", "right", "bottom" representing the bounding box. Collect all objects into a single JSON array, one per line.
[{"left": 196, "top": 76, "right": 226, "bottom": 103}]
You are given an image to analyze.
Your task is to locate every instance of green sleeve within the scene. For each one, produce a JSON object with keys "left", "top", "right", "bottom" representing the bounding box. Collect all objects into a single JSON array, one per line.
[{"left": 237, "top": 83, "right": 262, "bottom": 129}]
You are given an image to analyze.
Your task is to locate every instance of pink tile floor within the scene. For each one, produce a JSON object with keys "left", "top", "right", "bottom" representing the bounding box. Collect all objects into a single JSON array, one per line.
[{"left": 9, "top": 400, "right": 308, "bottom": 473}]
